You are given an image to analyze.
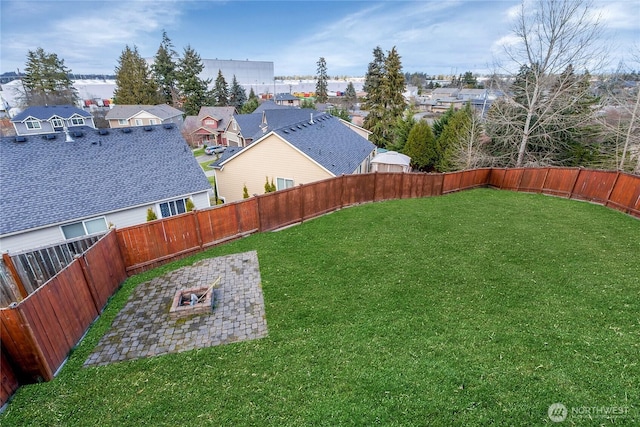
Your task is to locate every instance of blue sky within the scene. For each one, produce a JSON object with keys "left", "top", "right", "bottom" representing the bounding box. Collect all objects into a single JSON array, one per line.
[{"left": 1, "top": 0, "right": 638, "bottom": 77}]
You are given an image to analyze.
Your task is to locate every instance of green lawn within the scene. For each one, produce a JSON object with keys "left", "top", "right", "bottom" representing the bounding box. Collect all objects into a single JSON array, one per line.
[{"left": 2, "top": 189, "right": 639, "bottom": 426}]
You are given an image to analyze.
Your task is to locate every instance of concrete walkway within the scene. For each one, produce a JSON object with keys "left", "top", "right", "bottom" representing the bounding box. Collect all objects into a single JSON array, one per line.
[{"left": 84, "top": 251, "right": 267, "bottom": 367}]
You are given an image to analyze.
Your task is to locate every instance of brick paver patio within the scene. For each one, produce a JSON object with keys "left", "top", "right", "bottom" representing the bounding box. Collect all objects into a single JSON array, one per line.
[{"left": 84, "top": 251, "right": 267, "bottom": 367}]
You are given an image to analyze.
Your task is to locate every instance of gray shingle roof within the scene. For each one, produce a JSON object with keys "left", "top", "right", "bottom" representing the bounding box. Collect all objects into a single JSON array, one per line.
[
  {"left": 0, "top": 124, "right": 211, "bottom": 236},
  {"left": 105, "top": 104, "right": 183, "bottom": 120},
  {"left": 252, "top": 100, "right": 292, "bottom": 115},
  {"left": 272, "top": 113, "right": 376, "bottom": 176},
  {"left": 216, "top": 113, "right": 375, "bottom": 176},
  {"left": 12, "top": 105, "right": 92, "bottom": 122},
  {"left": 235, "top": 108, "right": 317, "bottom": 141}
]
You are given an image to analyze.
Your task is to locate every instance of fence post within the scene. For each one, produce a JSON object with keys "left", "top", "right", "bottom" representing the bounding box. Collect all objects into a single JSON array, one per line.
[
  {"left": 299, "top": 184, "right": 305, "bottom": 223},
  {"left": 569, "top": 168, "right": 583, "bottom": 199},
  {"left": 540, "top": 167, "right": 551, "bottom": 193},
  {"left": 2, "top": 253, "right": 27, "bottom": 300},
  {"left": 605, "top": 171, "right": 621, "bottom": 206},
  {"left": 14, "top": 303, "right": 54, "bottom": 381},
  {"left": 192, "top": 211, "right": 203, "bottom": 250}
]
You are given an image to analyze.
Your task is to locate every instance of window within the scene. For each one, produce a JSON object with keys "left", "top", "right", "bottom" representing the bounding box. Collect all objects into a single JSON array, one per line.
[
  {"left": 149, "top": 119, "right": 157, "bottom": 125},
  {"left": 232, "top": 120, "right": 237, "bottom": 131},
  {"left": 51, "top": 118, "right": 63, "bottom": 128},
  {"left": 159, "top": 199, "right": 187, "bottom": 218},
  {"left": 25, "top": 119, "right": 41, "bottom": 129},
  {"left": 70, "top": 117, "right": 85, "bottom": 126},
  {"left": 118, "top": 119, "right": 127, "bottom": 125},
  {"left": 134, "top": 119, "right": 143, "bottom": 126},
  {"left": 276, "top": 178, "right": 294, "bottom": 190},
  {"left": 61, "top": 217, "right": 108, "bottom": 239}
]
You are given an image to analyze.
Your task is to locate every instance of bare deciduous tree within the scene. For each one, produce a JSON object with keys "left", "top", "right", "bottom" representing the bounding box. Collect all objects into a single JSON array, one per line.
[{"left": 489, "top": 0, "right": 607, "bottom": 167}]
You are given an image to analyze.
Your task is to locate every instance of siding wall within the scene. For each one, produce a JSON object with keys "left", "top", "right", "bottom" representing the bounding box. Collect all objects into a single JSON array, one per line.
[{"left": 216, "top": 134, "right": 333, "bottom": 202}]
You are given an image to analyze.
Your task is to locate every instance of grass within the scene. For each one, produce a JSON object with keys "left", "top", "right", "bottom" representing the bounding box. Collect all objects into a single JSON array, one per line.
[
  {"left": 192, "top": 147, "right": 205, "bottom": 157},
  {"left": 2, "top": 189, "right": 639, "bottom": 426},
  {"left": 199, "top": 159, "right": 215, "bottom": 172}
]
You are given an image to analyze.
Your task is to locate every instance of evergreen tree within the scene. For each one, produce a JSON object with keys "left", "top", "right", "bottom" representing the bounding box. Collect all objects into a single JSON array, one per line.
[
  {"left": 402, "top": 120, "right": 437, "bottom": 171},
  {"left": 152, "top": 30, "right": 179, "bottom": 106},
  {"left": 362, "top": 46, "right": 387, "bottom": 147},
  {"left": 240, "top": 97, "right": 259, "bottom": 114},
  {"left": 328, "top": 107, "right": 351, "bottom": 122},
  {"left": 114, "top": 45, "right": 161, "bottom": 105},
  {"left": 436, "top": 104, "right": 477, "bottom": 171},
  {"left": 176, "top": 45, "right": 211, "bottom": 115},
  {"left": 383, "top": 47, "right": 406, "bottom": 126},
  {"left": 363, "top": 46, "right": 406, "bottom": 148},
  {"left": 432, "top": 106, "right": 456, "bottom": 140},
  {"left": 387, "top": 109, "right": 416, "bottom": 152},
  {"left": 315, "top": 57, "right": 329, "bottom": 103},
  {"left": 212, "top": 70, "right": 229, "bottom": 106},
  {"left": 229, "top": 75, "right": 247, "bottom": 110},
  {"left": 21, "top": 47, "right": 78, "bottom": 107},
  {"left": 300, "top": 98, "right": 316, "bottom": 109},
  {"left": 344, "top": 81, "right": 357, "bottom": 111}
]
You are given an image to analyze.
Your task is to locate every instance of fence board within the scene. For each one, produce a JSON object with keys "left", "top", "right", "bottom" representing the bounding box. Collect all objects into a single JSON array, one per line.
[
  {"left": 302, "top": 178, "right": 343, "bottom": 220},
  {"left": 571, "top": 169, "right": 619, "bottom": 203},
  {"left": 198, "top": 204, "right": 240, "bottom": 246},
  {"left": 342, "top": 174, "right": 375, "bottom": 205},
  {"left": 540, "top": 168, "right": 580, "bottom": 197},
  {"left": 258, "top": 186, "right": 303, "bottom": 231},
  {"left": 374, "top": 173, "right": 403, "bottom": 201},
  {"left": 606, "top": 172, "right": 640, "bottom": 217},
  {"left": 1, "top": 350, "right": 20, "bottom": 407},
  {"left": 0, "top": 306, "right": 53, "bottom": 382},
  {"left": 81, "top": 232, "right": 127, "bottom": 310},
  {"left": 517, "top": 168, "right": 548, "bottom": 193}
]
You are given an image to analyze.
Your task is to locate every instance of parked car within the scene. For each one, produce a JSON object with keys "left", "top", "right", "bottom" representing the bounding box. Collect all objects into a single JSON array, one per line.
[{"left": 205, "top": 145, "right": 226, "bottom": 155}]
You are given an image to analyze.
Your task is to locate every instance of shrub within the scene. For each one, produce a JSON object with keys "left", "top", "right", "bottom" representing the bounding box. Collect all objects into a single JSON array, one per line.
[
  {"left": 146, "top": 208, "right": 157, "bottom": 221},
  {"left": 186, "top": 198, "right": 195, "bottom": 212},
  {"left": 243, "top": 184, "right": 250, "bottom": 199}
]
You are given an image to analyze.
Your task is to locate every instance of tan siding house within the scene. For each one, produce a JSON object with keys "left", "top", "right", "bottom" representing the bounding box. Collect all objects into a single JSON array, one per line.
[{"left": 212, "top": 112, "right": 376, "bottom": 203}]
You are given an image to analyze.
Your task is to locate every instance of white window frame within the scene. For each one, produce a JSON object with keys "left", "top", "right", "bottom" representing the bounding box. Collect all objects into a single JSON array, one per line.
[
  {"left": 118, "top": 119, "right": 127, "bottom": 125},
  {"left": 158, "top": 198, "right": 189, "bottom": 218},
  {"left": 60, "top": 216, "right": 108, "bottom": 240},
  {"left": 134, "top": 119, "right": 143, "bottom": 126},
  {"left": 50, "top": 117, "right": 64, "bottom": 128},
  {"left": 149, "top": 119, "right": 157, "bottom": 125},
  {"left": 25, "top": 119, "right": 41, "bottom": 129},
  {"left": 276, "top": 177, "right": 294, "bottom": 191},
  {"left": 70, "top": 117, "right": 85, "bottom": 126}
]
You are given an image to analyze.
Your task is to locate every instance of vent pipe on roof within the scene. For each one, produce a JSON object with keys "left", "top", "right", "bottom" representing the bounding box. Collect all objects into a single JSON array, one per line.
[
  {"left": 63, "top": 125, "right": 74, "bottom": 142},
  {"left": 310, "top": 112, "right": 314, "bottom": 124}
]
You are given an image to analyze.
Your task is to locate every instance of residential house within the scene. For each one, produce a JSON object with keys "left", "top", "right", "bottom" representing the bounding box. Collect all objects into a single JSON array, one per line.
[
  {"left": 274, "top": 93, "right": 301, "bottom": 107},
  {"left": 11, "top": 105, "right": 95, "bottom": 136},
  {"left": 232, "top": 108, "right": 319, "bottom": 147},
  {"left": 0, "top": 124, "right": 211, "bottom": 253},
  {"left": 182, "top": 106, "right": 237, "bottom": 147},
  {"left": 105, "top": 104, "right": 184, "bottom": 128},
  {"left": 211, "top": 112, "right": 376, "bottom": 203}
]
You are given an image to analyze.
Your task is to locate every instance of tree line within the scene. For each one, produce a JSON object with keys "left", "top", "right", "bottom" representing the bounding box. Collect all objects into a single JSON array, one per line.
[{"left": 13, "top": 0, "right": 639, "bottom": 174}]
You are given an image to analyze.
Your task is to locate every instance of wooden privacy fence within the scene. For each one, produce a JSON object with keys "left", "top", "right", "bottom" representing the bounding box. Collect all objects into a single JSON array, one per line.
[
  {"left": 0, "top": 234, "right": 105, "bottom": 306},
  {"left": 0, "top": 167, "right": 638, "bottom": 407},
  {"left": 116, "top": 167, "right": 638, "bottom": 275},
  {"left": 0, "top": 231, "right": 127, "bottom": 407}
]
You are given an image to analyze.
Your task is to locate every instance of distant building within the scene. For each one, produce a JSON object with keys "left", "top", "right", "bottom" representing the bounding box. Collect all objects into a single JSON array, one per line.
[
  {"left": 105, "top": 104, "right": 184, "bottom": 128},
  {"left": 11, "top": 105, "right": 95, "bottom": 136}
]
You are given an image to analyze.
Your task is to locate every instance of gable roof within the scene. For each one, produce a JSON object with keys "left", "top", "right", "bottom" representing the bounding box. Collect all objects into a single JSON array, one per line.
[
  {"left": 0, "top": 124, "right": 211, "bottom": 236},
  {"left": 252, "top": 100, "right": 293, "bottom": 115},
  {"left": 275, "top": 93, "right": 298, "bottom": 101},
  {"left": 197, "top": 106, "right": 236, "bottom": 123},
  {"left": 105, "top": 104, "right": 183, "bottom": 121},
  {"left": 216, "top": 113, "right": 376, "bottom": 176},
  {"left": 12, "top": 105, "right": 92, "bottom": 122},
  {"left": 234, "top": 108, "right": 317, "bottom": 141}
]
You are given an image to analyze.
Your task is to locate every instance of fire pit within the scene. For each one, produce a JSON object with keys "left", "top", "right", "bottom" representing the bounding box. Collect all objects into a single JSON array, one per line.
[{"left": 169, "top": 285, "right": 216, "bottom": 319}]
